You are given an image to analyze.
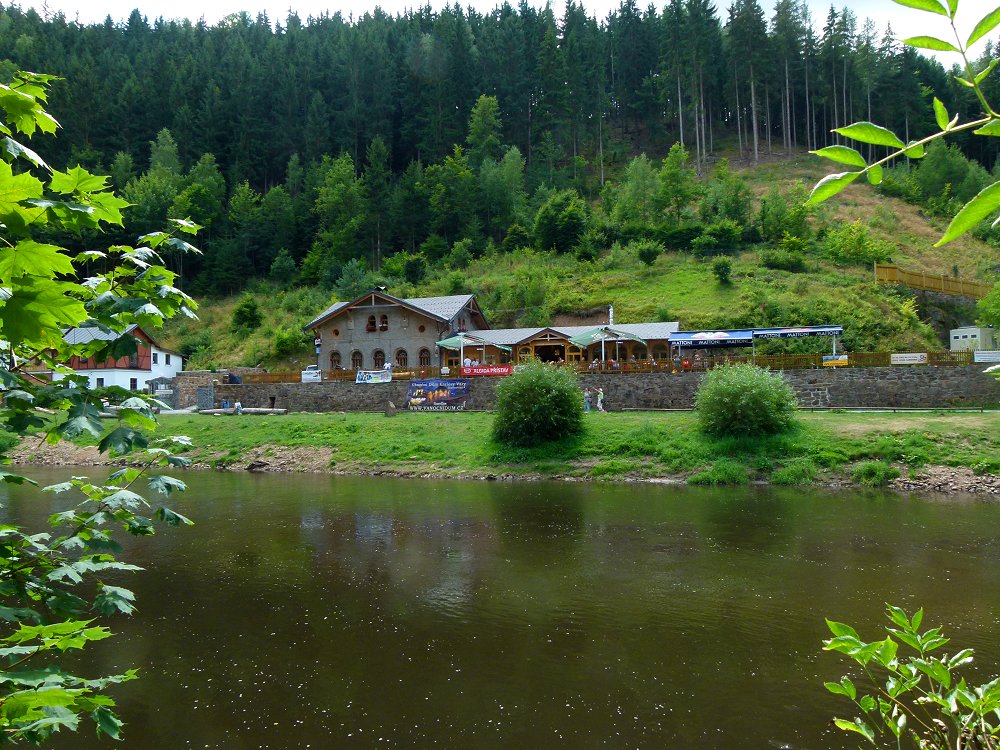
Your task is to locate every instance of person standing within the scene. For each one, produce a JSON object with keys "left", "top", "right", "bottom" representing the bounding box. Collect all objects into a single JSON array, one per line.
[
  {"left": 583, "top": 388, "right": 592, "bottom": 413},
  {"left": 596, "top": 388, "right": 605, "bottom": 412}
]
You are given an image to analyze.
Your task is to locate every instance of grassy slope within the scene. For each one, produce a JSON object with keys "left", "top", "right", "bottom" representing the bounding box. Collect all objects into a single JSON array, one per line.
[
  {"left": 160, "top": 155, "right": 999, "bottom": 370},
  {"left": 155, "top": 411, "right": 1000, "bottom": 483}
]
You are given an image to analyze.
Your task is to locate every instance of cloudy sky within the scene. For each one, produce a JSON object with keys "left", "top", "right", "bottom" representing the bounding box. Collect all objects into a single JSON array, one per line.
[{"left": 16, "top": 0, "right": 987, "bottom": 61}]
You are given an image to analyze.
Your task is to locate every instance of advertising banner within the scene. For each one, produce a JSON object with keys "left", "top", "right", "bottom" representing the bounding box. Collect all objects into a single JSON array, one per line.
[
  {"left": 355, "top": 369, "right": 393, "bottom": 384},
  {"left": 973, "top": 350, "right": 1000, "bottom": 363},
  {"left": 407, "top": 379, "right": 470, "bottom": 411},
  {"left": 890, "top": 353, "right": 929, "bottom": 365},
  {"left": 461, "top": 365, "right": 513, "bottom": 377},
  {"left": 822, "top": 355, "right": 849, "bottom": 367}
]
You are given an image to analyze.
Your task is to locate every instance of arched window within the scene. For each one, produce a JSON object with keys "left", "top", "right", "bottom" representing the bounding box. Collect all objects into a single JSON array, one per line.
[
  {"left": 373, "top": 350, "right": 385, "bottom": 368},
  {"left": 330, "top": 351, "right": 342, "bottom": 369},
  {"left": 351, "top": 351, "right": 363, "bottom": 369},
  {"left": 366, "top": 315, "right": 376, "bottom": 332},
  {"left": 379, "top": 314, "right": 389, "bottom": 332},
  {"left": 418, "top": 348, "right": 431, "bottom": 367},
  {"left": 396, "top": 349, "right": 408, "bottom": 367}
]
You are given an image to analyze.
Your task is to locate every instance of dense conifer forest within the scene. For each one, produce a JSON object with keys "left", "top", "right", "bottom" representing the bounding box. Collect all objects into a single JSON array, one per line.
[{"left": 1, "top": 0, "right": 998, "bottom": 329}]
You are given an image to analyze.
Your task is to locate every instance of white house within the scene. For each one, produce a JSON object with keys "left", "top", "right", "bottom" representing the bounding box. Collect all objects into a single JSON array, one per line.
[{"left": 60, "top": 324, "right": 184, "bottom": 391}]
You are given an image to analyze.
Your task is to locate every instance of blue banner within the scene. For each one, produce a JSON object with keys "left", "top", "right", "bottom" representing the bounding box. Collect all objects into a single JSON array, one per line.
[{"left": 406, "top": 379, "right": 470, "bottom": 411}]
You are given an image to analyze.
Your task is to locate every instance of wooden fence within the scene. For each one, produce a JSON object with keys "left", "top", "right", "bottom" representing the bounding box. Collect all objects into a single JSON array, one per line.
[
  {"left": 874, "top": 263, "right": 991, "bottom": 299},
  {"left": 241, "top": 351, "right": 977, "bottom": 383}
]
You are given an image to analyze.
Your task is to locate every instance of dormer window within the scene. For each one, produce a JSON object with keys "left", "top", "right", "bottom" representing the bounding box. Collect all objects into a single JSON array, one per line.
[{"left": 379, "top": 314, "right": 389, "bottom": 332}]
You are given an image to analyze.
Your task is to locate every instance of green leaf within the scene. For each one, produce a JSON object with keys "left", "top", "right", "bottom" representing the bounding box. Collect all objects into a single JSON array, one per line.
[
  {"left": 859, "top": 695, "right": 876, "bottom": 712},
  {"left": 93, "top": 584, "right": 136, "bottom": 617},
  {"left": 968, "top": 6, "right": 1000, "bottom": 48},
  {"left": 92, "top": 706, "right": 124, "bottom": 740},
  {"left": 833, "top": 718, "right": 876, "bottom": 743},
  {"left": 911, "top": 608, "right": 923, "bottom": 630},
  {"left": 824, "top": 678, "right": 857, "bottom": 700},
  {"left": 2, "top": 136, "right": 48, "bottom": 170},
  {"left": 891, "top": 0, "right": 948, "bottom": 15},
  {"left": 976, "top": 59, "right": 999, "bottom": 84},
  {"left": 806, "top": 171, "right": 860, "bottom": 205},
  {"left": 834, "top": 122, "right": 906, "bottom": 149},
  {"left": 933, "top": 98, "right": 949, "bottom": 131},
  {"left": 974, "top": 120, "right": 1000, "bottom": 136},
  {"left": 902, "top": 35, "right": 960, "bottom": 52},
  {"left": 48, "top": 166, "right": 109, "bottom": 195},
  {"left": 936, "top": 180, "right": 1000, "bottom": 245},
  {"left": 147, "top": 475, "right": 186, "bottom": 496},
  {"left": 903, "top": 142, "right": 925, "bottom": 158},
  {"left": 810, "top": 145, "right": 867, "bottom": 167},
  {"left": 875, "top": 637, "right": 898, "bottom": 666},
  {"left": 826, "top": 619, "right": 861, "bottom": 639},
  {"left": 867, "top": 165, "right": 883, "bottom": 185},
  {"left": 0, "top": 240, "right": 74, "bottom": 281},
  {"left": 155, "top": 506, "right": 193, "bottom": 527}
]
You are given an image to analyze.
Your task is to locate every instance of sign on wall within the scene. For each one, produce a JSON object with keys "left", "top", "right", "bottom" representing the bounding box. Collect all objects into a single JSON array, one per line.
[
  {"left": 890, "top": 353, "right": 929, "bottom": 365},
  {"left": 407, "top": 379, "right": 470, "bottom": 411},
  {"left": 356, "top": 369, "right": 393, "bottom": 384},
  {"left": 974, "top": 350, "right": 1000, "bottom": 363},
  {"left": 822, "top": 355, "right": 849, "bottom": 367},
  {"left": 461, "top": 365, "right": 513, "bottom": 377}
]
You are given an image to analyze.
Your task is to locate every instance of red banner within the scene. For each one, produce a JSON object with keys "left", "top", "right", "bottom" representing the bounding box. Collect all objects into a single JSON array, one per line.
[{"left": 461, "top": 365, "right": 513, "bottom": 377}]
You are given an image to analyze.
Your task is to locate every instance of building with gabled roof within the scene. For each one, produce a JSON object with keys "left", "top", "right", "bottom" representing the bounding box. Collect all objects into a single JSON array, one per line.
[
  {"left": 305, "top": 290, "right": 489, "bottom": 371},
  {"left": 58, "top": 324, "right": 184, "bottom": 391},
  {"left": 305, "top": 289, "right": 679, "bottom": 372}
]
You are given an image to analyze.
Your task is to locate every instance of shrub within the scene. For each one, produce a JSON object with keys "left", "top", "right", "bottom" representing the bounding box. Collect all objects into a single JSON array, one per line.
[
  {"left": 711, "top": 256, "right": 732, "bottom": 284},
  {"left": 851, "top": 460, "right": 901, "bottom": 487},
  {"left": 695, "top": 364, "right": 798, "bottom": 437},
  {"left": 760, "top": 248, "right": 806, "bottom": 272},
  {"left": 688, "top": 459, "right": 749, "bottom": 485},
  {"left": 574, "top": 227, "right": 604, "bottom": 262},
  {"left": 633, "top": 239, "right": 665, "bottom": 266},
  {"left": 772, "top": 458, "right": 817, "bottom": 485},
  {"left": 656, "top": 222, "right": 702, "bottom": 250},
  {"left": 693, "top": 218, "right": 742, "bottom": 257},
  {"left": 492, "top": 360, "right": 583, "bottom": 447},
  {"left": 231, "top": 293, "right": 262, "bottom": 330},
  {"left": 502, "top": 223, "right": 532, "bottom": 252},
  {"left": 273, "top": 327, "right": 309, "bottom": 357},
  {"left": 823, "top": 220, "right": 894, "bottom": 266},
  {"left": 447, "top": 240, "right": 473, "bottom": 269}
]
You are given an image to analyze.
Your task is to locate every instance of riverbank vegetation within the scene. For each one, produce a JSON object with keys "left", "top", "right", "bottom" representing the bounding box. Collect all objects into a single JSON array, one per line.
[{"left": 117, "top": 411, "right": 1000, "bottom": 489}]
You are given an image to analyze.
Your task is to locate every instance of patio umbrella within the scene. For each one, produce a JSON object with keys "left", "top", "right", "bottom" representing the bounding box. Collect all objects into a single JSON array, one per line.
[{"left": 568, "top": 326, "right": 646, "bottom": 362}]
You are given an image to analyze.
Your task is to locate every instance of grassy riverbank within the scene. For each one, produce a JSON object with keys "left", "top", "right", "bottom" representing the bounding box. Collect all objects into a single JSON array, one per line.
[{"left": 132, "top": 411, "right": 1000, "bottom": 489}]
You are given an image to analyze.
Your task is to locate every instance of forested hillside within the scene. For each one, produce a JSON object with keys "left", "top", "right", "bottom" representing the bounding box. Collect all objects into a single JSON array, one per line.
[{"left": 1, "top": 0, "right": 999, "bottom": 368}]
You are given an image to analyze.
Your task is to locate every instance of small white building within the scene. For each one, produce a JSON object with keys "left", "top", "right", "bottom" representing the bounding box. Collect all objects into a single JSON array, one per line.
[
  {"left": 949, "top": 326, "right": 997, "bottom": 352},
  {"left": 61, "top": 324, "right": 184, "bottom": 390}
]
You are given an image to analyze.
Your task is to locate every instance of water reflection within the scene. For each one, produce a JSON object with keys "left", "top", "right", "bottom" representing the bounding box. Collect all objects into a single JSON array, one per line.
[{"left": 0, "top": 470, "right": 994, "bottom": 750}]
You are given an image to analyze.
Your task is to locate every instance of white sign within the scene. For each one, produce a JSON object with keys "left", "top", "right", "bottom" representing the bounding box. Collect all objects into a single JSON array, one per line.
[
  {"left": 890, "top": 353, "right": 929, "bottom": 365},
  {"left": 355, "top": 369, "right": 392, "bottom": 384},
  {"left": 974, "top": 350, "right": 1000, "bottom": 363},
  {"left": 301, "top": 369, "right": 322, "bottom": 383},
  {"left": 155, "top": 388, "right": 174, "bottom": 395}
]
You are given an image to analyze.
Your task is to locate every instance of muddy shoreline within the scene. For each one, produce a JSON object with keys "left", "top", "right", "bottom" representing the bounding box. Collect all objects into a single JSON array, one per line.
[{"left": 10, "top": 440, "right": 1000, "bottom": 497}]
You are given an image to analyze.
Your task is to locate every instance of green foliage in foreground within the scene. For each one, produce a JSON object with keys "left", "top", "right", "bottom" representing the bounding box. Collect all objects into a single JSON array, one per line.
[
  {"left": 0, "top": 71, "right": 196, "bottom": 743},
  {"left": 852, "top": 460, "right": 903, "bottom": 487},
  {"left": 823, "top": 606, "right": 1000, "bottom": 749},
  {"left": 695, "top": 364, "right": 798, "bottom": 437},
  {"left": 492, "top": 361, "right": 583, "bottom": 447}
]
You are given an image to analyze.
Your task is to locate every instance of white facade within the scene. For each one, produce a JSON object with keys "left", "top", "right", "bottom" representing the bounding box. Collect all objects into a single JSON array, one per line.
[{"left": 949, "top": 326, "right": 997, "bottom": 351}]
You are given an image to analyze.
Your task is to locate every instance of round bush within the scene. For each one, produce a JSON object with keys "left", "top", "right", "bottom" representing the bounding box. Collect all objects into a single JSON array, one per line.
[
  {"left": 695, "top": 364, "right": 797, "bottom": 437},
  {"left": 492, "top": 360, "right": 583, "bottom": 447}
]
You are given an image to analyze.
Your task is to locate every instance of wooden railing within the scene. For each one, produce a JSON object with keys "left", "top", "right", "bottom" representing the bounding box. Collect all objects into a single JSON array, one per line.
[{"left": 875, "top": 263, "right": 992, "bottom": 299}]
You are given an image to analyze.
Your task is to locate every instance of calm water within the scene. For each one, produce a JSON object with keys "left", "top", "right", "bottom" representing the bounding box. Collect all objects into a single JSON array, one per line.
[{"left": 3, "top": 470, "right": 999, "bottom": 750}]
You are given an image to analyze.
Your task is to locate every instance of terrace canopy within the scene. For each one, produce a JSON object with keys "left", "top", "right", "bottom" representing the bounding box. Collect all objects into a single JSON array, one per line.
[
  {"left": 568, "top": 326, "right": 647, "bottom": 361},
  {"left": 437, "top": 332, "right": 511, "bottom": 364},
  {"left": 669, "top": 330, "right": 754, "bottom": 349}
]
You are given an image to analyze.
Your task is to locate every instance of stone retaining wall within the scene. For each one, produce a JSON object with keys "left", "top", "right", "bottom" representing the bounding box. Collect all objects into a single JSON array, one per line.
[{"left": 208, "top": 365, "right": 1000, "bottom": 412}]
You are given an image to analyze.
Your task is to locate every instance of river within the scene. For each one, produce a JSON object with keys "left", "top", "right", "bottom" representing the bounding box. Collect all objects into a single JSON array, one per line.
[{"left": 3, "top": 469, "right": 999, "bottom": 749}]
